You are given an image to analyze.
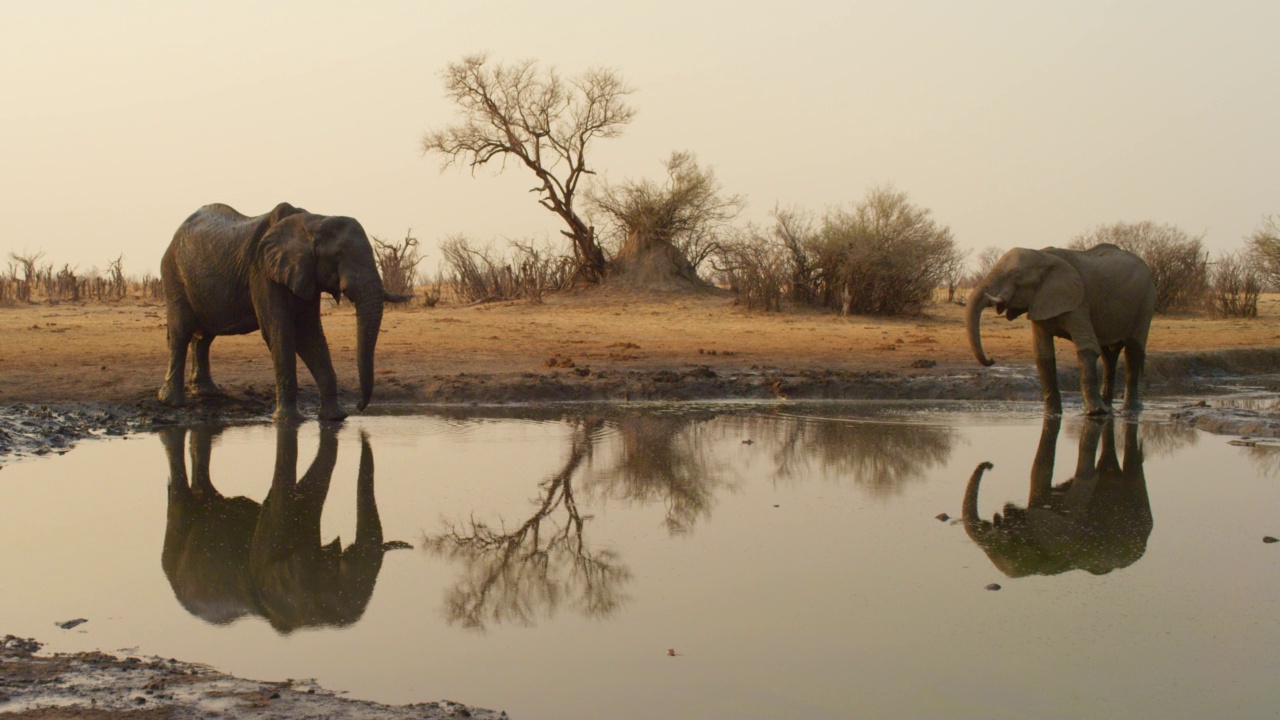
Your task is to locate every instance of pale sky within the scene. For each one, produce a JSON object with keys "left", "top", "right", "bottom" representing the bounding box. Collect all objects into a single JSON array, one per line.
[{"left": 3, "top": 1, "right": 1277, "bottom": 277}]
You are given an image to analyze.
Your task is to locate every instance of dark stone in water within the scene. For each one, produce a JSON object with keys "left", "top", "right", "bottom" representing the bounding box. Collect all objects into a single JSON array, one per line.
[
  {"left": 985, "top": 583, "right": 1002, "bottom": 591},
  {"left": 935, "top": 513, "right": 950, "bottom": 522},
  {"left": 1264, "top": 536, "right": 1278, "bottom": 544},
  {"left": 57, "top": 618, "right": 88, "bottom": 630}
]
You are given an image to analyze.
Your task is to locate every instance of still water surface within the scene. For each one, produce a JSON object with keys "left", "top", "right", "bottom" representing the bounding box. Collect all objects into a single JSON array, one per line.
[{"left": 2, "top": 402, "right": 1278, "bottom": 719}]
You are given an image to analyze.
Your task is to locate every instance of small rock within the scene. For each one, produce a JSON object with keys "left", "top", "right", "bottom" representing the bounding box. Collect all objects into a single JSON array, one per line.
[
  {"left": 1264, "top": 536, "right": 1278, "bottom": 544},
  {"left": 57, "top": 618, "right": 88, "bottom": 630},
  {"left": 985, "top": 583, "right": 1002, "bottom": 591},
  {"left": 935, "top": 513, "right": 950, "bottom": 522}
]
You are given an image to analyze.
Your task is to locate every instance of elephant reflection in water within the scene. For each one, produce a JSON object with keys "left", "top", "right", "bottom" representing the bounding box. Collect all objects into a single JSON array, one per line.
[
  {"left": 160, "top": 424, "right": 402, "bottom": 633},
  {"left": 963, "top": 417, "right": 1152, "bottom": 577}
]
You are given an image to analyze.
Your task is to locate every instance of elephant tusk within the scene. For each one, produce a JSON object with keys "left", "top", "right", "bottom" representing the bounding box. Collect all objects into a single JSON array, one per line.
[{"left": 984, "top": 293, "right": 1003, "bottom": 306}]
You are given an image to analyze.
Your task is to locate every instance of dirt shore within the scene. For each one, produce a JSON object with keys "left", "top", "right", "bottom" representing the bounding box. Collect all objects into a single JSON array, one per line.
[{"left": 3, "top": 289, "right": 1280, "bottom": 460}]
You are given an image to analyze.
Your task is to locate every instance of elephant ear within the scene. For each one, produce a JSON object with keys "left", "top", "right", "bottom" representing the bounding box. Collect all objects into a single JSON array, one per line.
[
  {"left": 259, "top": 220, "right": 317, "bottom": 299},
  {"left": 1028, "top": 255, "right": 1084, "bottom": 321}
]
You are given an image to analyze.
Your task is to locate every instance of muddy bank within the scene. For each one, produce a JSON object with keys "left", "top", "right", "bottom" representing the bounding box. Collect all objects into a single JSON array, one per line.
[
  {"left": 4, "top": 349, "right": 1280, "bottom": 463},
  {"left": 0, "top": 635, "right": 501, "bottom": 719}
]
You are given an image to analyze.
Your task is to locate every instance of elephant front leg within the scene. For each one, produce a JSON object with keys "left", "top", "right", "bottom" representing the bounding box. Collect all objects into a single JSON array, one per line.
[
  {"left": 296, "top": 307, "right": 347, "bottom": 422},
  {"left": 1032, "top": 324, "right": 1062, "bottom": 415},
  {"left": 1100, "top": 345, "right": 1121, "bottom": 407},
  {"left": 264, "top": 325, "right": 303, "bottom": 424}
]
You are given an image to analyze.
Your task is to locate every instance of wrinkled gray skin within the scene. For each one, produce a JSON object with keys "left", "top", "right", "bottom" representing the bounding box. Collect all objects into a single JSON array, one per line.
[
  {"left": 963, "top": 417, "right": 1152, "bottom": 578},
  {"left": 160, "top": 424, "right": 401, "bottom": 633},
  {"left": 967, "top": 244, "right": 1156, "bottom": 416},
  {"left": 159, "top": 202, "right": 401, "bottom": 422}
]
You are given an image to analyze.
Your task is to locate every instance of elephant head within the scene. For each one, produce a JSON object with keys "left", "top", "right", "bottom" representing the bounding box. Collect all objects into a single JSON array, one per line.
[
  {"left": 258, "top": 213, "right": 399, "bottom": 411},
  {"left": 966, "top": 248, "right": 1085, "bottom": 367},
  {"left": 962, "top": 417, "right": 1152, "bottom": 578}
]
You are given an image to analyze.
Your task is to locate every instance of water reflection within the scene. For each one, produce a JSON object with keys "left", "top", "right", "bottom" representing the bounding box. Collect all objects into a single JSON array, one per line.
[
  {"left": 963, "top": 417, "right": 1152, "bottom": 577},
  {"left": 761, "top": 411, "right": 955, "bottom": 495},
  {"left": 423, "top": 418, "right": 632, "bottom": 631},
  {"left": 583, "top": 414, "right": 731, "bottom": 535},
  {"left": 160, "top": 425, "right": 401, "bottom": 633}
]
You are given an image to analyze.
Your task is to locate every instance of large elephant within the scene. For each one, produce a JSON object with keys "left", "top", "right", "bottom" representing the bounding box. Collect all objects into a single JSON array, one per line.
[
  {"left": 962, "top": 417, "right": 1152, "bottom": 578},
  {"left": 159, "top": 202, "right": 403, "bottom": 422},
  {"left": 966, "top": 244, "right": 1156, "bottom": 415},
  {"left": 160, "top": 424, "right": 404, "bottom": 633}
]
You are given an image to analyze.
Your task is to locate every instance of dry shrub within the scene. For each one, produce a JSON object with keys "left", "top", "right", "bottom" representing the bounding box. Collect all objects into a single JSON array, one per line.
[
  {"left": 1210, "top": 250, "right": 1261, "bottom": 318},
  {"left": 1247, "top": 215, "right": 1280, "bottom": 291},
  {"left": 811, "top": 187, "right": 957, "bottom": 316},
  {"left": 372, "top": 231, "right": 422, "bottom": 297},
  {"left": 713, "top": 229, "right": 787, "bottom": 311},
  {"left": 1070, "top": 221, "right": 1209, "bottom": 313},
  {"left": 440, "top": 235, "right": 571, "bottom": 304}
]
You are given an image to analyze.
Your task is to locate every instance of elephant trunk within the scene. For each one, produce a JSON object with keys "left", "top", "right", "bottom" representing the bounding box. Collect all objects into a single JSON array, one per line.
[
  {"left": 966, "top": 284, "right": 998, "bottom": 367},
  {"left": 963, "top": 461, "right": 994, "bottom": 541},
  {"left": 346, "top": 283, "right": 385, "bottom": 412}
]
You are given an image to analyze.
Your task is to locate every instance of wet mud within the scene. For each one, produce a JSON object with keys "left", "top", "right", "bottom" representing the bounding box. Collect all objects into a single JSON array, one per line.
[
  {"left": 0, "top": 635, "right": 501, "bottom": 719},
  {"left": 4, "top": 349, "right": 1280, "bottom": 464}
]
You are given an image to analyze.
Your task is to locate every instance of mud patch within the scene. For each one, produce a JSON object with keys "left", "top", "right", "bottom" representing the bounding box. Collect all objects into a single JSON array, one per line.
[{"left": 0, "top": 635, "right": 501, "bottom": 719}]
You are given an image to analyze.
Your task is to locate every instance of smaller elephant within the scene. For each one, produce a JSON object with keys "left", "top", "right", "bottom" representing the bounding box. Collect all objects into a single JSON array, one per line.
[
  {"left": 962, "top": 416, "right": 1152, "bottom": 578},
  {"left": 159, "top": 202, "right": 408, "bottom": 422},
  {"left": 161, "top": 424, "right": 405, "bottom": 633},
  {"left": 966, "top": 244, "right": 1156, "bottom": 415}
]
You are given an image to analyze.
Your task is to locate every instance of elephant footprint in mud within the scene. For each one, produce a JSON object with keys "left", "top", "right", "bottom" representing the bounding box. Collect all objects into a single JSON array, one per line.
[
  {"left": 160, "top": 424, "right": 407, "bottom": 632},
  {"left": 966, "top": 244, "right": 1156, "bottom": 416},
  {"left": 963, "top": 416, "right": 1152, "bottom": 578},
  {"left": 159, "top": 203, "right": 409, "bottom": 422}
]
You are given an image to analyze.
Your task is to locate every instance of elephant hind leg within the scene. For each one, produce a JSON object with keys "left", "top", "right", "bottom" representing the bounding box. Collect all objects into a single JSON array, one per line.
[
  {"left": 188, "top": 334, "right": 222, "bottom": 398},
  {"left": 1122, "top": 339, "right": 1146, "bottom": 410},
  {"left": 159, "top": 302, "right": 197, "bottom": 406}
]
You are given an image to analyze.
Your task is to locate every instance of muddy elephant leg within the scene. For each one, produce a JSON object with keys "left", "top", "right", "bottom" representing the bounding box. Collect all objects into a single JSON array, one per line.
[
  {"left": 1077, "top": 348, "right": 1109, "bottom": 416},
  {"left": 1032, "top": 323, "right": 1062, "bottom": 415},
  {"left": 159, "top": 304, "right": 196, "bottom": 406},
  {"left": 262, "top": 320, "right": 301, "bottom": 424},
  {"left": 295, "top": 305, "right": 347, "bottom": 422},
  {"left": 1100, "top": 345, "right": 1121, "bottom": 407},
  {"left": 188, "top": 335, "right": 221, "bottom": 398},
  {"left": 1122, "top": 340, "right": 1146, "bottom": 411}
]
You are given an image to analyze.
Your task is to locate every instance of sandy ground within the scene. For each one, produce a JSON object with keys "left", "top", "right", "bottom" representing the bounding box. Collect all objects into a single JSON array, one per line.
[
  {"left": 3, "top": 288, "right": 1280, "bottom": 717},
  {"left": 3, "top": 288, "right": 1280, "bottom": 410}
]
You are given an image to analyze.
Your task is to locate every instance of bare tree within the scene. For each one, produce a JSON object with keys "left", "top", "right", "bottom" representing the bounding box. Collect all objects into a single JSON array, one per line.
[
  {"left": 970, "top": 246, "right": 1005, "bottom": 285},
  {"left": 371, "top": 230, "right": 423, "bottom": 297},
  {"left": 422, "top": 54, "right": 636, "bottom": 284},
  {"left": 589, "top": 151, "right": 744, "bottom": 287},
  {"left": 1247, "top": 214, "right": 1280, "bottom": 291},
  {"left": 1210, "top": 249, "right": 1262, "bottom": 318},
  {"left": 938, "top": 244, "right": 971, "bottom": 303}
]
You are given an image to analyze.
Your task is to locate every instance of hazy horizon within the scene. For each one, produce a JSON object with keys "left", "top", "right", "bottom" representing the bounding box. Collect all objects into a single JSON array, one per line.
[{"left": 3, "top": 1, "right": 1277, "bottom": 277}]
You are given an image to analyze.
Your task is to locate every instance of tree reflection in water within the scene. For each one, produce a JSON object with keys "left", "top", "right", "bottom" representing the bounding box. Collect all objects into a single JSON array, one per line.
[
  {"left": 423, "top": 407, "right": 955, "bottom": 629},
  {"left": 758, "top": 412, "right": 956, "bottom": 496},
  {"left": 583, "top": 414, "right": 733, "bottom": 536},
  {"left": 422, "top": 418, "right": 631, "bottom": 631}
]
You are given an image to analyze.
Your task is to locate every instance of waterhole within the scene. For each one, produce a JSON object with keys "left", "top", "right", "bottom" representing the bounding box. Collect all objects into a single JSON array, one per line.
[{"left": 2, "top": 402, "right": 1277, "bottom": 719}]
